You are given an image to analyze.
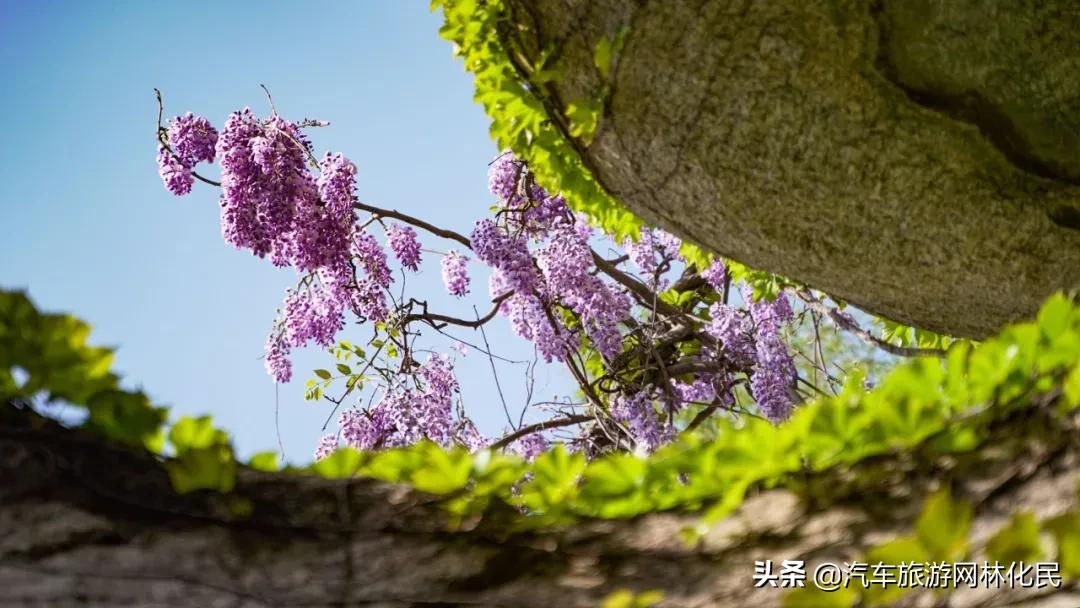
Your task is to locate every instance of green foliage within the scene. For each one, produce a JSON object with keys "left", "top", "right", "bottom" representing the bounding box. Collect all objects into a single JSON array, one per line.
[
  {"left": 165, "top": 415, "right": 236, "bottom": 493},
  {"left": 878, "top": 317, "right": 954, "bottom": 350},
  {"left": 601, "top": 589, "right": 663, "bottom": 608},
  {"left": 860, "top": 537, "right": 930, "bottom": 606},
  {"left": 248, "top": 451, "right": 281, "bottom": 472},
  {"left": 303, "top": 294, "right": 1078, "bottom": 528},
  {"left": 0, "top": 290, "right": 167, "bottom": 449},
  {"left": 310, "top": 446, "right": 364, "bottom": 479},
  {"left": 786, "top": 489, "right": 969, "bottom": 606},
  {"left": 565, "top": 99, "right": 601, "bottom": 144},
  {"left": 307, "top": 341, "right": 370, "bottom": 402},
  {"left": 783, "top": 585, "right": 857, "bottom": 608},
  {"left": 788, "top": 482, "right": 1080, "bottom": 605},
  {"left": 1045, "top": 508, "right": 1080, "bottom": 577},
  {"left": 986, "top": 512, "right": 1044, "bottom": 564},
  {"left": 0, "top": 289, "right": 233, "bottom": 492},
  {"left": 433, "top": 0, "right": 638, "bottom": 239},
  {"left": 432, "top": 0, "right": 780, "bottom": 292},
  {"left": 914, "top": 489, "right": 973, "bottom": 561},
  {"left": 3, "top": 287, "right": 1078, "bottom": 540}
]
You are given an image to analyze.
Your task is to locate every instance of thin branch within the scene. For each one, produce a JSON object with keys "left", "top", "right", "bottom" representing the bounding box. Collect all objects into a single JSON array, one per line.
[
  {"left": 429, "top": 324, "right": 525, "bottom": 364},
  {"left": 592, "top": 251, "right": 681, "bottom": 317},
  {"left": 403, "top": 292, "right": 512, "bottom": 329},
  {"left": 685, "top": 399, "right": 725, "bottom": 432},
  {"left": 154, "top": 89, "right": 223, "bottom": 187},
  {"left": 489, "top": 414, "right": 593, "bottom": 450},
  {"left": 791, "top": 288, "right": 948, "bottom": 358},
  {"left": 354, "top": 201, "right": 471, "bottom": 248},
  {"left": 274, "top": 383, "right": 286, "bottom": 462},
  {"left": 474, "top": 304, "right": 515, "bottom": 430},
  {"left": 321, "top": 341, "right": 385, "bottom": 431},
  {"left": 259, "top": 83, "right": 279, "bottom": 115}
]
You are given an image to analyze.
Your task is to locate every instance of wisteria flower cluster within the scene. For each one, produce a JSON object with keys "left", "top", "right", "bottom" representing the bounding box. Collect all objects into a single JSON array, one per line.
[
  {"left": 157, "top": 112, "right": 218, "bottom": 196},
  {"left": 157, "top": 101, "right": 816, "bottom": 462}
]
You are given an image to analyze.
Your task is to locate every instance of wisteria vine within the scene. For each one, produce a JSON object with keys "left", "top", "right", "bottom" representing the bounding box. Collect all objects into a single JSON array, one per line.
[{"left": 155, "top": 92, "right": 919, "bottom": 461}]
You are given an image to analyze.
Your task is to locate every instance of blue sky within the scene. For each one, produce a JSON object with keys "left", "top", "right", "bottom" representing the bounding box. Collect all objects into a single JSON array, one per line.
[{"left": 0, "top": 1, "right": 575, "bottom": 460}]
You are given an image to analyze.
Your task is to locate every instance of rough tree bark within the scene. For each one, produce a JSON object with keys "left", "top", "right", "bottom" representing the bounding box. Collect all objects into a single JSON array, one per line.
[
  {"left": 500, "top": 0, "right": 1080, "bottom": 338},
  {"left": 3, "top": 404, "right": 1078, "bottom": 607}
]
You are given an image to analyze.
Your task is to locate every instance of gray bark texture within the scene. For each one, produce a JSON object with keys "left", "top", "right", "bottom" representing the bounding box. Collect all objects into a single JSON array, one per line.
[
  {"left": 2, "top": 405, "right": 1079, "bottom": 607},
  {"left": 501, "top": 0, "right": 1080, "bottom": 338}
]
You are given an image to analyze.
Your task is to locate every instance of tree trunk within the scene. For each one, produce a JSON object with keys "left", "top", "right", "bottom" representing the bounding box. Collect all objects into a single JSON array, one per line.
[
  {"left": 3, "top": 406, "right": 1078, "bottom": 607},
  {"left": 500, "top": 0, "right": 1080, "bottom": 338}
]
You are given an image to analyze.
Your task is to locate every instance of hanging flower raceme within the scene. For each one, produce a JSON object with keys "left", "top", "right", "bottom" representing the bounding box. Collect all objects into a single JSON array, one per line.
[
  {"left": 743, "top": 288, "right": 797, "bottom": 423},
  {"left": 486, "top": 151, "right": 570, "bottom": 235},
  {"left": 157, "top": 146, "right": 194, "bottom": 196},
  {"left": 339, "top": 355, "right": 463, "bottom": 450},
  {"left": 157, "top": 112, "right": 218, "bottom": 196},
  {"left": 264, "top": 334, "right": 292, "bottom": 384},
  {"left": 706, "top": 303, "right": 756, "bottom": 367},
  {"left": 313, "top": 434, "right": 339, "bottom": 461},
  {"left": 611, "top": 391, "right": 672, "bottom": 453},
  {"left": 701, "top": 259, "right": 727, "bottom": 290},
  {"left": 386, "top": 224, "right": 422, "bottom": 271},
  {"left": 537, "top": 218, "right": 631, "bottom": 361},
  {"left": 155, "top": 102, "right": 820, "bottom": 459},
  {"left": 441, "top": 250, "right": 471, "bottom": 297},
  {"left": 512, "top": 433, "right": 549, "bottom": 461}
]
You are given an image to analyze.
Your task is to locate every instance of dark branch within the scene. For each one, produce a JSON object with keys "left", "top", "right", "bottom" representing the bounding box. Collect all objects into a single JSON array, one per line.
[{"left": 488, "top": 414, "right": 593, "bottom": 450}]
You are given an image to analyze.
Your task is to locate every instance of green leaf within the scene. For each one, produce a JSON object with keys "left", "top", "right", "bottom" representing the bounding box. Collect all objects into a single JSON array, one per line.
[
  {"left": 632, "top": 590, "right": 663, "bottom": 607},
  {"left": 1044, "top": 511, "right": 1080, "bottom": 577},
  {"left": 566, "top": 100, "right": 601, "bottom": 144},
  {"left": 986, "top": 512, "right": 1044, "bottom": 563},
  {"left": 168, "top": 415, "right": 224, "bottom": 451},
  {"left": 601, "top": 589, "right": 663, "bottom": 608},
  {"left": 166, "top": 443, "right": 235, "bottom": 493},
  {"left": 311, "top": 447, "right": 364, "bottom": 479},
  {"left": 860, "top": 536, "right": 929, "bottom": 606},
  {"left": 410, "top": 446, "right": 473, "bottom": 494},
  {"left": 594, "top": 36, "right": 613, "bottom": 79},
  {"left": 519, "top": 445, "right": 585, "bottom": 511},
  {"left": 1037, "top": 292, "right": 1073, "bottom": 339},
  {"left": 783, "top": 585, "right": 857, "bottom": 608},
  {"left": 1063, "top": 364, "right": 1080, "bottom": 408},
  {"left": 914, "top": 488, "right": 973, "bottom": 560},
  {"left": 582, "top": 453, "right": 645, "bottom": 496},
  {"left": 248, "top": 451, "right": 280, "bottom": 472},
  {"left": 601, "top": 590, "right": 635, "bottom": 608}
]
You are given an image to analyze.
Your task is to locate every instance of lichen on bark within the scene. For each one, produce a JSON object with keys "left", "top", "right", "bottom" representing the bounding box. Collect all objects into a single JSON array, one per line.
[{"left": 499, "top": 0, "right": 1080, "bottom": 338}]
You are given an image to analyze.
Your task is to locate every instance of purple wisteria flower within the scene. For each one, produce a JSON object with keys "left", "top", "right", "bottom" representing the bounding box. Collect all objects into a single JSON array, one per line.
[
  {"left": 314, "top": 434, "right": 339, "bottom": 461},
  {"left": 386, "top": 224, "right": 422, "bottom": 271},
  {"left": 441, "top": 250, "right": 470, "bottom": 297}
]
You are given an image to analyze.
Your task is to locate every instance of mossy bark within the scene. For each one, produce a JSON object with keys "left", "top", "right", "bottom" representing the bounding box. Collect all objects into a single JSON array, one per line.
[{"left": 500, "top": 0, "right": 1080, "bottom": 338}]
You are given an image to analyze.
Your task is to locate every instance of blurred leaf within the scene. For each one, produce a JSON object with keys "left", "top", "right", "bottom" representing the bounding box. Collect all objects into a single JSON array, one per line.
[
  {"left": 1044, "top": 510, "right": 1080, "bottom": 577},
  {"left": 311, "top": 447, "right": 364, "bottom": 479},
  {"left": 566, "top": 100, "right": 601, "bottom": 145},
  {"left": 410, "top": 445, "right": 473, "bottom": 494},
  {"left": 861, "top": 536, "right": 928, "bottom": 606},
  {"left": 248, "top": 451, "right": 280, "bottom": 472},
  {"left": 986, "top": 512, "right": 1043, "bottom": 564},
  {"left": 914, "top": 488, "right": 973, "bottom": 561},
  {"left": 783, "top": 585, "right": 857, "bottom": 608},
  {"left": 594, "top": 36, "right": 613, "bottom": 79}
]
